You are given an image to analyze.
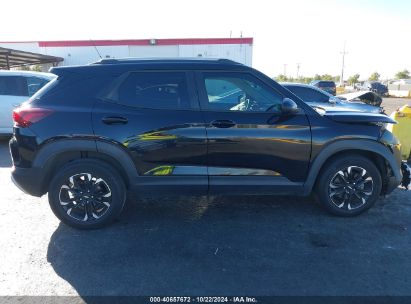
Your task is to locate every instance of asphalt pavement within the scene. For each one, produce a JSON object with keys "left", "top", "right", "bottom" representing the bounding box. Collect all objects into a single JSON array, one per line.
[{"left": 1, "top": 99, "right": 411, "bottom": 298}]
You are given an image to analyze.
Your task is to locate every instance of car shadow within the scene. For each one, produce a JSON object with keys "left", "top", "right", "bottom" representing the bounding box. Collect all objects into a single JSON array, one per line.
[{"left": 47, "top": 194, "right": 329, "bottom": 297}]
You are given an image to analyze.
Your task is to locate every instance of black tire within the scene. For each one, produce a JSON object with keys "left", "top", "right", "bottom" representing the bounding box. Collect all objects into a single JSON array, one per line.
[
  {"left": 48, "top": 159, "right": 126, "bottom": 229},
  {"left": 315, "top": 155, "right": 382, "bottom": 216}
]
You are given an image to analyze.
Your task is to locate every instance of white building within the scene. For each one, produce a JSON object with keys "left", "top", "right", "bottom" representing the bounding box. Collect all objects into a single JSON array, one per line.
[{"left": 0, "top": 38, "right": 253, "bottom": 70}]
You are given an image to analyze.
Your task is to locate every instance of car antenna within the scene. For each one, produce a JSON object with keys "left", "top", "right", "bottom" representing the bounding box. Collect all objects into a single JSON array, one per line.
[{"left": 90, "top": 38, "right": 102, "bottom": 59}]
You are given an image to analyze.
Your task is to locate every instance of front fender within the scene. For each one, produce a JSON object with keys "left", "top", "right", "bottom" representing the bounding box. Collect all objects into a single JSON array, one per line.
[{"left": 303, "top": 139, "right": 402, "bottom": 195}]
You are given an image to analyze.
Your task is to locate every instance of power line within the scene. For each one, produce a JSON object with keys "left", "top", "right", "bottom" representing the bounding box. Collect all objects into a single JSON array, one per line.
[{"left": 340, "top": 41, "right": 348, "bottom": 86}]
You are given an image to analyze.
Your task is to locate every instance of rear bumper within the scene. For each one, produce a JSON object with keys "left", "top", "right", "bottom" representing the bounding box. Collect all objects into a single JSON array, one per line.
[
  {"left": 11, "top": 166, "right": 46, "bottom": 197},
  {"left": 9, "top": 137, "right": 46, "bottom": 197}
]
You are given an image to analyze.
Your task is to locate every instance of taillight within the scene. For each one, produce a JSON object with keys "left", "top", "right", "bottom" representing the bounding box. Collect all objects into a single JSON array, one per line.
[{"left": 12, "top": 108, "right": 54, "bottom": 128}]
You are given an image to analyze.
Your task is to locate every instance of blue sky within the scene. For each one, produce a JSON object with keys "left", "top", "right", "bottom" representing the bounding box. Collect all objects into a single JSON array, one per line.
[{"left": 1, "top": 0, "right": 410, "bottom": 79}]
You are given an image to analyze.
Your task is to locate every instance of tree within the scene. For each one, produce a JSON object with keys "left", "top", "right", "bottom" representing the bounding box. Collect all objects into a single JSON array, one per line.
[
  {"left": 348, "top": 74, "right": 360, "bottom": 85},
  {"left": 395, "top": 69, "right": 410, "bottom": 79},
  {"left": 321, "top": 74, "right": 334, "bottom": 81},
  {"left": 275, "top": 74, "right": 289, "bottom": 82},
  {"left": 369, "top": 72, "right": 380, "bottom": 81},
  {"left": 333, "top": 75, "right": 341, "bottom": 83},
  {"left": 17, "top": 65, "right": 42, "bottom": 72}
]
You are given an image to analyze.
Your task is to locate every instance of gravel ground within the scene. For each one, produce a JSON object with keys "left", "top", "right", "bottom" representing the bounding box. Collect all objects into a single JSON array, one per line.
[
  {"left": 381, "top": 97, "right": 410, "bottom": 115},
  {"left": 0, "top": 100, "right": 411, "bottom": 297}
]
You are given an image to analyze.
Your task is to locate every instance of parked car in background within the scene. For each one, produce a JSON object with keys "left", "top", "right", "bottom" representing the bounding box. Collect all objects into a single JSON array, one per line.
[
  {"left": 9, "top": 58, "right": 408, "bottom": 229},
  {"left": 282, "top": 83, "right": 383, "bottom": 114},
  {"left": 0, "top": 70, "right": 55, "bottom": 135},
  {"left": 337, "top": 91, "right": 383, "bottom": 107},
  {"left": 309, "top": 80, "right": 336, "bottom": 95},
  {"left": 357, "top": 81, "right": 388, "bottom": 96}
]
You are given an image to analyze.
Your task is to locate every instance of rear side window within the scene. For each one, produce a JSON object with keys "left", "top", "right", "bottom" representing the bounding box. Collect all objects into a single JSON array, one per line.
[
  {"left": 105, "top": 72, "right": 190, "bottom": 110},
  {"left": 0, "top": 76, "right": 28, "bottom": 96}
]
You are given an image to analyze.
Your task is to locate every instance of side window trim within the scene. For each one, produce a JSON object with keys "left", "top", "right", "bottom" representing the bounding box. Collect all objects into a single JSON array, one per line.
[{"left": 194, "top": 71, "right": 285, "bottom": 113}]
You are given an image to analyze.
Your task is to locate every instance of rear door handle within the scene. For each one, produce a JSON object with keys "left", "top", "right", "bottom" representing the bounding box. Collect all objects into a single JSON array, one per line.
[
  {"left": 211, "top": 119, "right": 236, "bottom": 128},
  {"left": 102, "top": 116, "right": 128, "bottom": 125}
]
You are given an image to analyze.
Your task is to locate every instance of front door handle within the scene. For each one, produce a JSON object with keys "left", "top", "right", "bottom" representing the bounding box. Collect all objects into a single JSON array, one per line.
[
  {"left": 102, "top": 116, "right": 128, "bottom": 125},
  {"left": 211, "top": 119, "right": 236, "bottom": 128}
]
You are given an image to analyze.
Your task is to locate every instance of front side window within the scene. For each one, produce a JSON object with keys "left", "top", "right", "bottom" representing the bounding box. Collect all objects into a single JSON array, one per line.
[
  {"left": 106, "top": 72, "right": 190, "bottom": 110},
  {"left": 0, "top": 76, "right": 28, "bottom": 96},
  {"left": 202, "top": 73, "right": 284, "bottom": 112}
]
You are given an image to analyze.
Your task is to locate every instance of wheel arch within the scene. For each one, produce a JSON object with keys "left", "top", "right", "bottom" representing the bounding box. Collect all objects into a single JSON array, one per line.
[
  {"left": 33, "top": 139, "right": 137, "bottom": 195},
  {"left": 303, "top": 139, "right": 401, "bottom": 195}
]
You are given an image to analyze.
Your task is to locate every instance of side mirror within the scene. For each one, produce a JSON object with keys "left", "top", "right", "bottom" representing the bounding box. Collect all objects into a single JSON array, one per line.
[
  {"left": 281, "top": 98, "right": 299, "bottom": 114},
  {"left": 329, "top": 97, "right": 339, "bottom": 104}
]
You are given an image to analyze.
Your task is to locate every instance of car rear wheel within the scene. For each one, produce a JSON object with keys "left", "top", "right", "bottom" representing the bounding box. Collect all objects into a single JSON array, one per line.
[
  {"left": 315, "top": 155, "right": 382, "bottom": 216},
  {"left": 48, "top": 159, "right": 126, "bottom": 229}
]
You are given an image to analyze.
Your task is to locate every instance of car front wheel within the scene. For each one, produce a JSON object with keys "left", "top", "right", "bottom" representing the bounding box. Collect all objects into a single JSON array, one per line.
[{"left": 315, "top": 155, "right": 382, "bottom": 216}]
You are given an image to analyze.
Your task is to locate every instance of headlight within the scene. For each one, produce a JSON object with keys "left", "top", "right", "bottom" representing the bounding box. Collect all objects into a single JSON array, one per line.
[{"left": 380, "top": 129, "right": 401, "bottom": 151}]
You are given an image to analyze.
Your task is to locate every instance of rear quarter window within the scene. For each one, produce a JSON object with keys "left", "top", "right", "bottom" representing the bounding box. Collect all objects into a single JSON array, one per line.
[{"left": 30, "top": 75, "right": 115, "bottom": 107}]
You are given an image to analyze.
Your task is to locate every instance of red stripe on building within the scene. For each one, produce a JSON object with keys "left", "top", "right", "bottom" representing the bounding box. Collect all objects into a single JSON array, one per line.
[{"left": 37, "top": 38, "right": 253, "bottom": 47}]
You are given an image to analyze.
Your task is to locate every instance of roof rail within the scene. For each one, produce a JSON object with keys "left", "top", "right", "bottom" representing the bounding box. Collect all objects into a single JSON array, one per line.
[{"left": 92, "top": 57, "right": 243, "bottom": 65}]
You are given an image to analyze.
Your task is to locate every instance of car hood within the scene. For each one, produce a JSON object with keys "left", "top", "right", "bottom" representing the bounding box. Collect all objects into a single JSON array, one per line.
[
  {"left": 307, "top": 101, "right": 382, "bottom": 114},
  {"left": 323, "top": 111, "right": 397, "bottom": 124},
  {"left": 337, "top": 91, "right": 382, "bottom": 106}
]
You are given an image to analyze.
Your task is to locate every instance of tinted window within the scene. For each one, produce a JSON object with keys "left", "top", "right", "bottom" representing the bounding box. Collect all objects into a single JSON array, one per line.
[
  {"left": 26, "top": 77, "right": 49, "bottom": 97},
  {"left": 108, "top": 72, "right": 190, "bottom": 110},
  {"left": 318, "top": 81, "right": 335, "bottom": 88},
  {"left": 0, "top": 76, "right": 28, "bottom": 96},
  {"left": 286, "top": 86, "right": 329, "bottom": 103},
  {"left": 202, "top": 73, "right": 284, "bottom": 112}
]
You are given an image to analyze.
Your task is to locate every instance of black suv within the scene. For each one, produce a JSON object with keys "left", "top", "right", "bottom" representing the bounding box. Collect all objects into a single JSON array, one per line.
[
  {"left": 358, "top": 81, "right": 389, "bottom": 96},
  {"left": 309, "top": 80, "right": 337, "bottom": 96},
  {"left": 9, "top": 58, "right": 408, "bottom": 229}
]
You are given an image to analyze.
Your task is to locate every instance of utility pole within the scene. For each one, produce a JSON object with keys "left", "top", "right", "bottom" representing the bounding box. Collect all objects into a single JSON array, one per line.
[
  {"left": 340, "top": 41, "right": 348, "bottom": 87},
  {"left": 296, "top": 63, "right": 301, "bottom": 79}
]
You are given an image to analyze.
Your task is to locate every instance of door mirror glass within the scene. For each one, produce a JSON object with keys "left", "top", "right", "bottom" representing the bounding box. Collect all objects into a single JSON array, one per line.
[{"left": 281, "top": 98, "right": 299, "bottom": 114}]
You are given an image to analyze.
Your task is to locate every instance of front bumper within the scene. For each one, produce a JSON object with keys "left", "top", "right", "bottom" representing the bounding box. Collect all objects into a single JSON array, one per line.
[{"left": 401, "top": 161, "right": 411, "bottom": 189}]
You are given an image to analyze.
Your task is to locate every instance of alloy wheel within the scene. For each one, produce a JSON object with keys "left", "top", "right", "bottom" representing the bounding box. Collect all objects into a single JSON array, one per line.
[
  {"left": 328, "top": 166, "right": 374, "bottom": 211},
  {"left": 58, "top": 173, "right": 112, "bottom": 222}
]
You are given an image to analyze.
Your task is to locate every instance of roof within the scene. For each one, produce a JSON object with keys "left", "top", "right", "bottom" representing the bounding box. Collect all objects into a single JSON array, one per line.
[
  {"left": 51, "top": 57, "right": 250, "bottom": 76},
  {"left": 0, "top": 38, "right": 253, "bottom": 48},
  {"left": 0, "top": 47, "right": 63, "bottom": 69},
  {"left": 0, "top": 70, "right": 56, "bottom": 79},
  {"left": 281, "top": 82, "right": 335, "bottom": 97},
  {"left": 281, "top": 82, "right": 313, "bottom": 87}
]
